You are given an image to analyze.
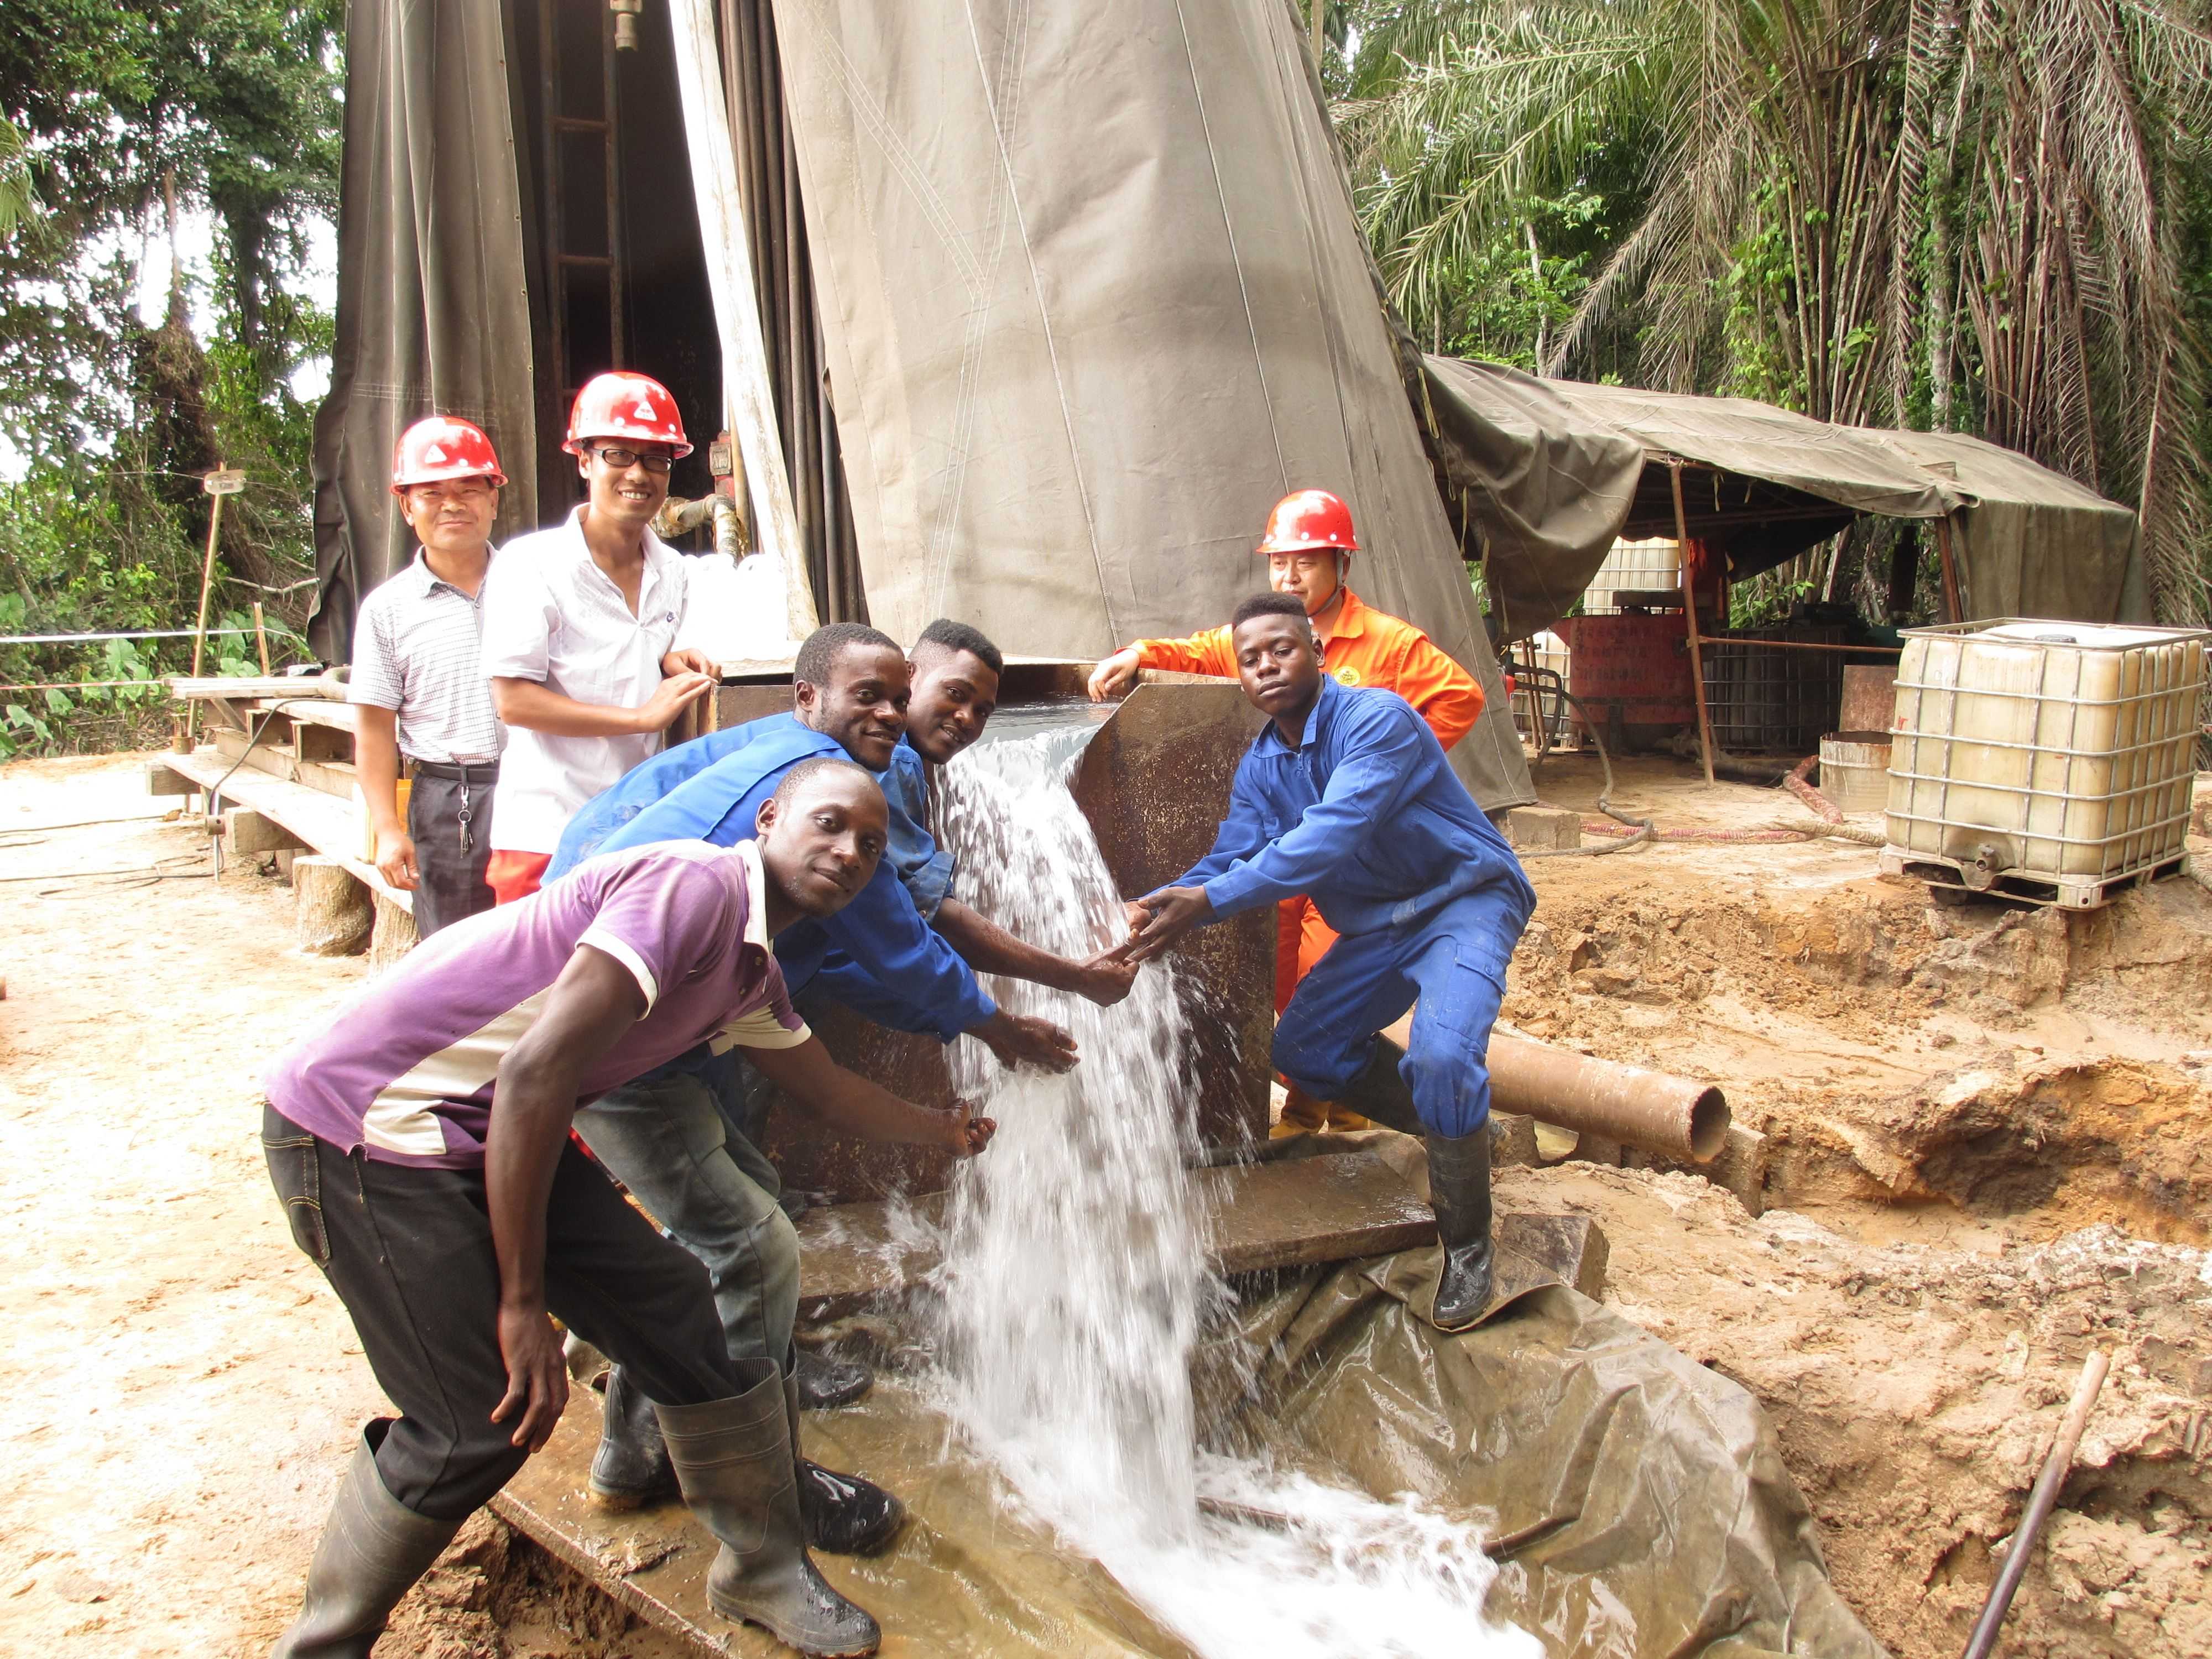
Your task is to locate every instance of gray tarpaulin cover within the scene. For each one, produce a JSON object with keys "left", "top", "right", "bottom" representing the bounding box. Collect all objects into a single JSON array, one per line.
[
  {"left": 306, "top": 0, "right": 540, "bottom": 662},
  {"left": 1879, "top": 429, "right": 2148, "bottom": 624},
  {"left": 768, "top": 0, "right": 1533, "bottom": 809},
  {"left": 1418, "top": 357, "right": 2143, "bottom": 636}
]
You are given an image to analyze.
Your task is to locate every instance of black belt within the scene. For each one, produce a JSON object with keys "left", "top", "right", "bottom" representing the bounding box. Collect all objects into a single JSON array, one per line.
[{"left": 409, "top": 759, "right": 500, "bottom": 783}]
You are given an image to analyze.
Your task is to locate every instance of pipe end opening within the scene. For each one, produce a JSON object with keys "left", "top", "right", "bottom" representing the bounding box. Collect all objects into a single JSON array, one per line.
[{"left": 1686, "top": 1087, "right": 1730, "bottom": 1161}]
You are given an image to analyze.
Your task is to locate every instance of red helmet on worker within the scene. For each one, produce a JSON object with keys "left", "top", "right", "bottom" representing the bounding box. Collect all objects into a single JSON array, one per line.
[
  {"left": 390, "top": 416, "right": 507, "bottom": 494},
  {"left": 1257, "top": 488, "right": 1359, "bottom": 556},
  {"left": 564, "top": 371, "right": 693, "bottom": 458}
]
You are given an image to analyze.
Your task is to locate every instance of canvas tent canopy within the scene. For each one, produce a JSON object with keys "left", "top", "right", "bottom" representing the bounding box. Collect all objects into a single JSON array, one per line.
[
  {"left": 308, "top": 0, "right": 1537, "bottom": 808},
  {"left": 1418, "top": 357, "right": 2146, "bottom": 641}
]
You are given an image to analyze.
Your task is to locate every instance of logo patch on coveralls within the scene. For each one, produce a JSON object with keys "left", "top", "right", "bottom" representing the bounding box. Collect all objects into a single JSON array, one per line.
[{"left": 1334, "top": 666, "right": 1362, "bottom": 685}]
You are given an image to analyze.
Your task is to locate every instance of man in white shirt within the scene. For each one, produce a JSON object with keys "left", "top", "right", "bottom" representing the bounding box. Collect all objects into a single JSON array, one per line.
[
  {"left": 349, "top": 417, "right": 509, "bottom": 936},
  {"left": 479, "top": 372, "right": 718, "bottom": 902}
]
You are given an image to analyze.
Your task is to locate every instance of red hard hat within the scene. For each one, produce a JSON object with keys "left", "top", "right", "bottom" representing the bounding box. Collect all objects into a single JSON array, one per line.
[
  {"left": 564, "top": 371, "right": 692, "bottom": 458},
  {"left": 1257, "top": 488, "right": 1358, "bottom": 556},
  {"left": 391, "top": 416, "right": 507, "bottom": 494}
]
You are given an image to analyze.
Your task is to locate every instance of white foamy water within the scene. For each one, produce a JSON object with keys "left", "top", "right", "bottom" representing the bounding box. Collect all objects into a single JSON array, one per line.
[{"left": 931, "top": 714, "right": 1538, "bottom": 1659}]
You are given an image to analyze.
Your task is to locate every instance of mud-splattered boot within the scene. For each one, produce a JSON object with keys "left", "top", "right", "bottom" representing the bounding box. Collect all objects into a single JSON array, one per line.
[
  {"left": 1426, "top": 1128, "right": 1496, "bottom": 1331},
  {"left": 783, "top": 1371, "right": 905, "bottom": 1555},
  {"left": 657, "top": 1363, "right": 881, "bottom": 1657},
  {"left": 794, "top": 1347, "right": 873, "bottom": 1411},
  {"left": 589, "top": 1364, "right": 680, "bottom": 1510},
  {"left": 270, "top": 1423, "right": 464, "bottom": 1658}
]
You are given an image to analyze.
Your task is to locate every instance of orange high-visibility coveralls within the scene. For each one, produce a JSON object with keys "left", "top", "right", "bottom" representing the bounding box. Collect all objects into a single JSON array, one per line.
[{"left": 1123, "top": 587, "right": 1485, "bottom": 1011}]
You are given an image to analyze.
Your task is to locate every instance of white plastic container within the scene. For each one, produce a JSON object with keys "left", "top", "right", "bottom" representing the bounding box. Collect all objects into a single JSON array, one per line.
[
  {"left": 1882, "top": 619, "right": 2210, "bottom": 905},
  {"left": 1583, "top": 538, "right": 1681, "bottom": 613},
  {"left": 1818, "top": 732, "right": 1891, "bottom": 815}
]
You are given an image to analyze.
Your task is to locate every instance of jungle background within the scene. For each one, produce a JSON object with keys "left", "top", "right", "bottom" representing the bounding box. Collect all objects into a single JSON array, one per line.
[{"left": 1, "top": 0, "right": 2206, "bottom": 754}]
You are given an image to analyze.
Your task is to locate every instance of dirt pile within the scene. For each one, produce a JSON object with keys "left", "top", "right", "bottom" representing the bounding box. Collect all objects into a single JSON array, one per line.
[{"left": 1509, "top": 1164, "right": 2212, "bottom": 1659}]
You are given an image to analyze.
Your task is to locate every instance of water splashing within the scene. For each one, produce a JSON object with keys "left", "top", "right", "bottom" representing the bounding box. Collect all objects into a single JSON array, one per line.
[{"left": 930, "top": 712, "right": 1538, "bottom": 1657}]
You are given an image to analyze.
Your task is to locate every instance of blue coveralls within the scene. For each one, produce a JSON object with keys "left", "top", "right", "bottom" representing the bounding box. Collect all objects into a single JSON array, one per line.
[
  {"left": 551, "top": 716, "right": 987, "bottom": 1039},
  {"left": 1167, "top": 675, "right": 1536, "bottom": 1138}
]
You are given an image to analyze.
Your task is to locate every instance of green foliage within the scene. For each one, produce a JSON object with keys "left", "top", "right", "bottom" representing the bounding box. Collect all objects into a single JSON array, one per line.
[
  {"left": 0, "top": 2, "right": 339, "bottom": 759},
  {"left": 1337, "top": 0, "right": 2212, "bottom": 622}
]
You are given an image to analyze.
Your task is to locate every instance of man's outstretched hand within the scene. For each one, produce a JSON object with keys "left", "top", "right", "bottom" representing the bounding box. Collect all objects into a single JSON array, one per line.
[
  {"left": 1123, "top": 886, "right": 1213, "bottom": 964},
  {"left": 941, "top": 1103, "right": 998, "bottom": 1156},
  {"left": 974, "top": 1009, "right": 1079, "bottom": 1073}
]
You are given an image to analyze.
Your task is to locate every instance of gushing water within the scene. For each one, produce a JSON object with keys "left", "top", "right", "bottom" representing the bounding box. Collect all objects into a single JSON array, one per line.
[{"left": 932, "top": 713, "right": 1538, "bottom": 1657}]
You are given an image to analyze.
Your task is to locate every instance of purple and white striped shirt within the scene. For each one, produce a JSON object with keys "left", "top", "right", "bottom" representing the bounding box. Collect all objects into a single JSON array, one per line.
[{"left": 263, "top": 839, "right": 808, "bottom": 1168}]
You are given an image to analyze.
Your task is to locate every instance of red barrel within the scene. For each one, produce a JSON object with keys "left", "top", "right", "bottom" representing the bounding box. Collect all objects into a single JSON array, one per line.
[{"left": 1556, "top": 612, "right": 1696, "bottom": 752}]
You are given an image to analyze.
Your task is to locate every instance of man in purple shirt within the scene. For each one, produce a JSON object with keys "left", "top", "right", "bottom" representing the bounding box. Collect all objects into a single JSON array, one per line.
[{"left": 262, "top": 759, "right": 986, "bottom": 1659}]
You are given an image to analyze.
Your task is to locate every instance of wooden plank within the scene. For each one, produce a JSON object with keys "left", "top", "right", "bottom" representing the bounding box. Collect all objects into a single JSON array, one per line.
[
  {"left": 792, "top": 1149, "right": 1604, "bottom": 1320},
  {"left": 163, "top": 748, "right": 410, "bottom": 914},
  {"left": 211, "top": 727, "right": 359, "bottom": 800},
  {"left": 166, "top": 674, "right": 343, "bottom": 700},
  {"left": 265, "top": 698, "right": 357, "bottom": 738},
  {"left": 224, "top": 808, "right": 309, "bottom": 856},
  {"left": 145, "top": 760, "right": 195, "bottom": 797}
]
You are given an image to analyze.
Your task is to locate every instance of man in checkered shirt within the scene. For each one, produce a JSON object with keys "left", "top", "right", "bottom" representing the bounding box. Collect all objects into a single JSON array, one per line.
[{"left": 349, "top": 417, "right": 512, "bottom": 936}]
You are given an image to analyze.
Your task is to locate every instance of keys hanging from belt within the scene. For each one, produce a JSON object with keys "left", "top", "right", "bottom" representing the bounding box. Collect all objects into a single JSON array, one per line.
[{"left": 456, "top": 790, "right": 474, "bottom": 855}]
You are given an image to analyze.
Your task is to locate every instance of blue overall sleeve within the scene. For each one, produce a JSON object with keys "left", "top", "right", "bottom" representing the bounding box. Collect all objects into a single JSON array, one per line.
[
  {"left": 551, "top": 723, "right": 776, "bottom": 877},
  {"left": 817, "top": 862, "right": 996, "bottom": 1042},
  {"left": 1198, "top": 701, "right": 1432, "bottom": 920}
]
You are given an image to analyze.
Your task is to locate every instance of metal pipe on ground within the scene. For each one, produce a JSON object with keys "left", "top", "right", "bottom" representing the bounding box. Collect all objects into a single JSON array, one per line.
[
  {"left": 1364, "top": 1032, "right": 1730, "bottom": 1162},
  {"left": 1959, "top": 1349, "right": 2111, "bottom": 1659},
  {"left": 1490, "top": 1034, "right": 1730, "bottom": 1162}
]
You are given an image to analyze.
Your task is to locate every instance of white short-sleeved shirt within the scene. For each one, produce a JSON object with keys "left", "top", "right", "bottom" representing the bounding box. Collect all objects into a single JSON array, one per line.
[
  {"left": 479, "top": 508, "right": 691, "bottom": 854},
  {"left": 347, "top": 550, "right": 504, "bottom": 765}
]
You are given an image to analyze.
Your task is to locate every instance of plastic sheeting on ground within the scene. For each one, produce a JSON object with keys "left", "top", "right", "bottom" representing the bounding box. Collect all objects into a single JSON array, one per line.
[{"left": 795, "top": 1255, "right": 1885, "bottom": 1658}]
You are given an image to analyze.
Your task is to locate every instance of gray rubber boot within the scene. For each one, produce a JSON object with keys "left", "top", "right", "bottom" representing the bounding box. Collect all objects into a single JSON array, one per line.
[
  {"left": 783, "top": 1370, "right": 905, "bottom": 1556},
  {"left": 1426, "top": 1127, "right": 1496, "bottom": 1331},
  {"left": 269, "top": 1423, "right": 465, "bottom": 1658},
  {"left": 657, "top": 1363, "right": 881, "bottom": 1657},
  {"left": 794, "top": 1345, "right": 873, "bottom": 1410},
  {"left": 589, "top": 1365, "right": 679, "bottom": 1510}
]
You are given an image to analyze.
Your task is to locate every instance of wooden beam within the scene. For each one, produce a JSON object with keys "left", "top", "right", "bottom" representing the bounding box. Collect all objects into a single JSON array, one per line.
[
  {"left": 224, "top": 808, "right": 309, "bottom": 857},
  {"left": 163, "top": 747, "right": 410, "bottom": 914}
]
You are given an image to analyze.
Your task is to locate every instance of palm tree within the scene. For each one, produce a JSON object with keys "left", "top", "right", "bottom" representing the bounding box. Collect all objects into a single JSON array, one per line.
[{"left": 1337, "top": 0, "right": 2212, "bottom": 620}]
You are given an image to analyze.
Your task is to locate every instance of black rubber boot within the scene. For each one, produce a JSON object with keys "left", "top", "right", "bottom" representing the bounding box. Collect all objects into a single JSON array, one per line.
[
  {"left": 658, "top": 1364, "right": 881, "bottom": 1657},
  {"left": 270, "top": 1423, "right": 465, "bottom": 1658},
  {"left": 794, "top": 1346, "right": 874, "bottom": 1411},
  {"left": 1426, "top": 1126, "right": 1496, "bottom": 1331},
  {"left": 588, "top": 1365, "right": 679, "bottom": 1511},
  {"left": 1329, "top": 1039, "right": 1423, "bottom": 1136},
  {"left": 784, "top": 1371, "right": 905, "bottom": 1556}
]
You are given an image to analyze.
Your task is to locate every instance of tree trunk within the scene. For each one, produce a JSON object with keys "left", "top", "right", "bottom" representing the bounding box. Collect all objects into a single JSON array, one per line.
[
  {"left": 295, "top": 857, "right": 373, "bottom": 956},
  {"left": 368, "top": 891, "right": 419, "bottom": 971}
]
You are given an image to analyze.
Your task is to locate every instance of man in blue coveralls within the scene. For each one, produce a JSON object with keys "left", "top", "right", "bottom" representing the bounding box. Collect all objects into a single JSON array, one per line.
[
  {"left": 1121, "top": 592, "right": 1536, "bottom": 1328},
  {"left": 546, "top": 620, "right": 1129, "bottom": 1503}
]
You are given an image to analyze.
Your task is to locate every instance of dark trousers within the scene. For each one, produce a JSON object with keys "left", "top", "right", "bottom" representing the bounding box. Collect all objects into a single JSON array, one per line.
[
  {"left": 262, "top": 1104, "right": 737, "bottom": 1520},
  {"left": 406, "top": 769, "right": 497, "bottom": 937}
]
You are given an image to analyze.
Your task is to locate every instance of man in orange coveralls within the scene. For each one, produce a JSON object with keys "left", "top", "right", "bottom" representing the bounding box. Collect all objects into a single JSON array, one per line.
[{"left": 1087, "top": 488, "right": 1486, "bottom": 1135}]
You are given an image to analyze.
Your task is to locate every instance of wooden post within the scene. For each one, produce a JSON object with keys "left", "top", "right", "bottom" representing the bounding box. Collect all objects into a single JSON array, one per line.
[
  {"left": 1934, "top": 514, "right": 1965, "bottom": 623},
  {"left": 252, "top": 601, "right": 272, "bottom": 674},
  {"left": 185, "top": 481, "right": 227, "bottom": 745},
  {"left": 294, "top": 855, "right": 374, "bottom": 956},
  {"left": 1672, "top": 461, "right": 1718, "bottom": 786}
]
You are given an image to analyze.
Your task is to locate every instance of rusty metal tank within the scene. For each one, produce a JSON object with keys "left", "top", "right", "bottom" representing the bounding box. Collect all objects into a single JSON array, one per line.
[
  {"left": 1554, "top": 611, "right": 1697, "bottom": 753},
  {"left": 687, "top": 664, "right": 1274, "bottom": 1204}
]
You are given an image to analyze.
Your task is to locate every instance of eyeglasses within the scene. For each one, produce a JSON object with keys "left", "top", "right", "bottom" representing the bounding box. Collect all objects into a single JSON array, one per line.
[{"left": 589, "top": 446, "right": 675, "bottom": 474}]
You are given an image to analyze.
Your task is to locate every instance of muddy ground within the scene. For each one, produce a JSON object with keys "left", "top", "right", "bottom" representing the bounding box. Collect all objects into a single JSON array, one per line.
[{"left": 1, "top": 751, "right": 2206, "bottom": 1658}]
